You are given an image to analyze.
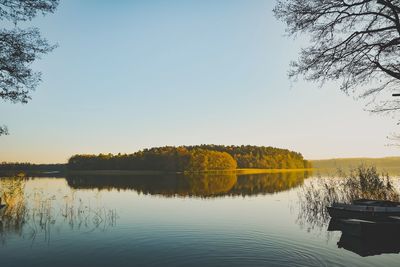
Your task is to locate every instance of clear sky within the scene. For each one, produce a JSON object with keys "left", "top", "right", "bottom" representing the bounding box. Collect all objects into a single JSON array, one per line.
[{"left": 1, "top": 0, "right": 399, "bottom": 163}]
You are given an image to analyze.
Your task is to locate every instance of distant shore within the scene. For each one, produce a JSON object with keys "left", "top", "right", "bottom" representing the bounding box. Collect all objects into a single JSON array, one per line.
[
  {"left": 0, "top": 167, "right": 314, "bottom": 177},
  {"left": 67, "top": 168, "right": 314, "bottom": 176}
]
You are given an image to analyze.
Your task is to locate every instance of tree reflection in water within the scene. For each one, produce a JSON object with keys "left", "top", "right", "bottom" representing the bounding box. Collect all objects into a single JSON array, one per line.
[
  {"left": 0, "top": 171, "right": 310, "bottom": 246},
  {"left": 0, "top": 177, "right": 117, "bottom": 245},
  {"left": 66, "top": 171, "right": 311, "bottom": 197}
]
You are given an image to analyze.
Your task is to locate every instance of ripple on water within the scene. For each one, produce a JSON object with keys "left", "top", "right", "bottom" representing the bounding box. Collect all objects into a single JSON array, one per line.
[{"left": 100, "top": 225, "right": 361, "bottom": 267}]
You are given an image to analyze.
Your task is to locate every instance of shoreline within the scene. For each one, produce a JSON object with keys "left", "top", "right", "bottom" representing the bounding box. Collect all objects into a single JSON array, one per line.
[
  {"left": 67, "top": 168, "right": 314, "bottom": 176},
  {"left": 0, "top": 168, "right": 315, "bottom": 177}
]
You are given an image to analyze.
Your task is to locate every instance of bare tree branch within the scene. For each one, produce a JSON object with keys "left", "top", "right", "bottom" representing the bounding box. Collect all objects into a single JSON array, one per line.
[
  {"left": 0, "top": 125, "right": 8, "bottom": 136},
  {"left": 274, "top": 0, "right": 400, "bottom": 114}
]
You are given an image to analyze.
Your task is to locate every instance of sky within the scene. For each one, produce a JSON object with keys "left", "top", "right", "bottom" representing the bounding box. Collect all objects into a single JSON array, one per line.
[{"left": 1, "top": 0, "right": 399, "bottom": 163}]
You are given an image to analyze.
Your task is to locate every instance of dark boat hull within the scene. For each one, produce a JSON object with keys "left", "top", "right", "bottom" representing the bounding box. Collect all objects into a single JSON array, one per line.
[
  {"left": 327, "top": 206, "right": 400, "bottom": 221},
  {"left": 328, "top": 218, "right": 400, "bottom": 237}
]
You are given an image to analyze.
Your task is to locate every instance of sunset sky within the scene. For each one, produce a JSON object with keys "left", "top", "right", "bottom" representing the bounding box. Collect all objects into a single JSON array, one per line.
[{"left": 1, "top": 0, "right": 398, "bottom": 163}]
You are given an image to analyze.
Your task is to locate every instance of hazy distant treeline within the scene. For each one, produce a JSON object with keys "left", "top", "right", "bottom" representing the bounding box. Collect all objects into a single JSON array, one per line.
[
  {"left": 0, "top": 163, "right": 66, "bottom": 174},
  {"left": 68, "top": 145, "right": 310, "bottom": 172},
  {"left": 311, "top": 157, "right": 400, "bottom": 171}
]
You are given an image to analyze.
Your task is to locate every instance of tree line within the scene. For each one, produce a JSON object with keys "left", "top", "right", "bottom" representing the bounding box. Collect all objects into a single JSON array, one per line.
[
  {"left": 0, "top": 162, "right": 66, "bottom": 175},
  {"left": 67, "top": 145, "right": 310, "bottom": 172},
  {"left": 68, "top": 147, "right": 236, "bottom": 172}
]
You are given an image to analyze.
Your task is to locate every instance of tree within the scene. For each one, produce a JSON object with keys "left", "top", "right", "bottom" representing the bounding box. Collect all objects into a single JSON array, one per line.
[
  {"left": 0, "top": 0, "right": 59, "bottom": 135},
  {"left": 0, "top": 125, "right": 8, "bottom": 135},
  {"left": 274, "top": 0, "right": 400, "bottom": 114}
]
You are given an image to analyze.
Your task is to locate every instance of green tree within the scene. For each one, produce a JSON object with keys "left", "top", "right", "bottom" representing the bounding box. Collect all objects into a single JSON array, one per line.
[{"left": 67, "top": 145, "right": 308, "bottom": 171}]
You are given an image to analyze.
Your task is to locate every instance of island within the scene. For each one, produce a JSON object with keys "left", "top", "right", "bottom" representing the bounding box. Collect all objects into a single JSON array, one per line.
[
  {"left": 0, "top": 145, "right": 312, "bottom": 176},
  {"left": 67, "top": 145, "right": 311, "bottom": 173}
]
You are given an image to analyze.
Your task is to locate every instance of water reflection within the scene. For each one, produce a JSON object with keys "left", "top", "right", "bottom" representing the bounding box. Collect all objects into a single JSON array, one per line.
[
  {"left": 3, "top": 172, "right": 400, "bottom": 266},
  {"left": 328, "top": 219, "right": 400, "bottom": 257},
  {"left": 66, "top": 171, "right": 311, "bottom": 197},
  {"left": 0, "top": 177, "right": 117, "bottom": 245},
  {"left": 0, "top": 172, "right": 309, "bottom": 245},
  {"left": 297, "top": 173, "right": 400, "bottom": 258}
]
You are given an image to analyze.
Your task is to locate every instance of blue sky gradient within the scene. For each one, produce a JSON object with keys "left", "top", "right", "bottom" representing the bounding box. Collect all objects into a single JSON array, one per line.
[{"left": 0, "top": 0, "right": 398, "bottom": 163}]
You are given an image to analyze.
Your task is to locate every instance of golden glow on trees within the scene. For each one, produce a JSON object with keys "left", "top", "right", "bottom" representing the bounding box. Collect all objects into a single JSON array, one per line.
[{"left": 67, "top": 145, "right": 310, "bottom": 172}]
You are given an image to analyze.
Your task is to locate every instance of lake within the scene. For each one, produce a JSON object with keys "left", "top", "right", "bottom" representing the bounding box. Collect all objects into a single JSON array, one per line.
[{"left": 1, "top": 171, "right": 400, "bottom": 267}]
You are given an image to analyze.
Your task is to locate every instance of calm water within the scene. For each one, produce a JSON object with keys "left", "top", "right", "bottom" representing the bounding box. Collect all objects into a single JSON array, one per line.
[{"left": 1, "top": 171, "right": 399, "bottom": 267}]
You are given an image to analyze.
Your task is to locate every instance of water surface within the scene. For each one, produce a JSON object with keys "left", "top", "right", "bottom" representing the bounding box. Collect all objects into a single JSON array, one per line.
[{"left": 1, "top": 171, "right": 399, "bottom": 267}]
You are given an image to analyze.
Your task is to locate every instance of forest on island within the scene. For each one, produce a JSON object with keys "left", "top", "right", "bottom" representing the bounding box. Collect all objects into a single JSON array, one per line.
[
  {"left": 185, "top": 145, "right": 310, "bottom": 169},
  {"left": 67, "top": 145, "right": 310, "bottom": 172},
  {"left": 68, "top": 147, "right": 236, "bottom": 172}
]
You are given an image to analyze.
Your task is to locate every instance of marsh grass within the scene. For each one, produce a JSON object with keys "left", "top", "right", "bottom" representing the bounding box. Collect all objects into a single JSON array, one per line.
[
  {"left": 0, "top": 177, "right": 117, "bottom": 245},
  {"left": 0, "top": 178, "right": 27, "bottom": 245},
  {"left": 297, "top": 166, "right": 400, "bottom": 229}
]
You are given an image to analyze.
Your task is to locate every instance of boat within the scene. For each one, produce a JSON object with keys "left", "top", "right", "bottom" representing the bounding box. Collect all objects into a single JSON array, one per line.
[{"left": 327, "top": 199, "right": 400, "bottom": 221}]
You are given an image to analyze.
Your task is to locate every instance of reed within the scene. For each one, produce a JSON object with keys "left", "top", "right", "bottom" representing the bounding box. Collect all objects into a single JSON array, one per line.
[{"left": 297, "top": 166, "right": 400, "bottom": 229}]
